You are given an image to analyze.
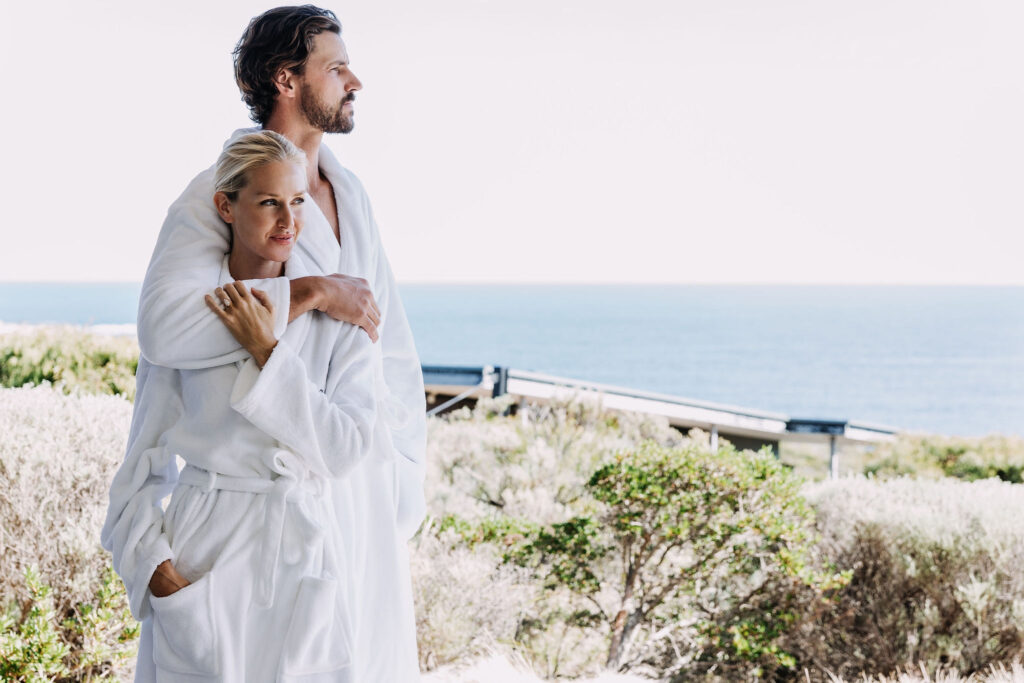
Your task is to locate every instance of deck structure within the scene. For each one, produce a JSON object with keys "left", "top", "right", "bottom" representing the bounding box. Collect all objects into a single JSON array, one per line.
[{"left": 422, "top": 364, "right": 899, "bottom": 479}]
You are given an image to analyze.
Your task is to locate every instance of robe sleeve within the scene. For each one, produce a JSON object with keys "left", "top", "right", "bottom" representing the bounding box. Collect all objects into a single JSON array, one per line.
[
  {"left": 100, "top": 358, "right": 183, "bottom": 622},
  {"left": 367, "top": 200, "right": 429, "bottom": 542},
  {"left": 228, "top": 326, "right": 378, "bottom": 480},
  {"left": 136, "top": 170, "right": 290, "bottom": 370}
]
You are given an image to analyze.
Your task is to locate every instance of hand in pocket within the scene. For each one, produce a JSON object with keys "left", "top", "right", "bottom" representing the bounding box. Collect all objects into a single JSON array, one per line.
[{"left": 150, "top": 559, "right": 193, "bottom": 598}]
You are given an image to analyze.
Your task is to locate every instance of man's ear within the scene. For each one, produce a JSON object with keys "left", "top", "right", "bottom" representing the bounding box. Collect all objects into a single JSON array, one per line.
[
  {"left": 213, "top": 191, "right": 235, "bottom": 224},
  {"left": 273, "top": 67, "right": 297, "bottom": 99}
]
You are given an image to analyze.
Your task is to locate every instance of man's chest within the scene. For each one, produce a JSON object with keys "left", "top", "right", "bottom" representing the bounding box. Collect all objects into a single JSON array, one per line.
[{"left": 309, "top": 181, "right": 341, "bottom": 245}]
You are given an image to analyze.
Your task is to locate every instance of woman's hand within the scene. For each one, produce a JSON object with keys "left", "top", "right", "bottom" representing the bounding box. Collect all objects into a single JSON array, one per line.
[
  {"left": 205, "top": 281, "right": 278, "bottom": 368},
  {"left": 149, "top": 559, "right": 191, "bottom": 598}
]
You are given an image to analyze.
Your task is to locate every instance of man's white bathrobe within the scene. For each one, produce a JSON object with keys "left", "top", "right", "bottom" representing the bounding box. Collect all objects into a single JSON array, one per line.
[{"left": 101, "top": 128, "right": 425, "bottom": 682}]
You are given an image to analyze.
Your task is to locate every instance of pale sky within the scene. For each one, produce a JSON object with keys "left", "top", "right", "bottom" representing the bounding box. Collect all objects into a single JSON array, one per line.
[{"left": 2, "top": 0, "right": 1022, "bottom": 284}]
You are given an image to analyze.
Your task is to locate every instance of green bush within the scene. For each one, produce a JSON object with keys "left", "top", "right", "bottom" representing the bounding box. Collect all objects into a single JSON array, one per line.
[
  {"left": 865, "top": 434, "right": 1024, "bottom": 483},
  {"left": 0, "top": 328, "right": 138, "bottom": 400},
  {"left": 0, "top": 564, "right": 136, "bottom": 683},
  {"left": 423, "top": 395, "right": 691, "bottom": 678},
  {"left": 509, "top": 441, "right": 848, "bottom": 678}
]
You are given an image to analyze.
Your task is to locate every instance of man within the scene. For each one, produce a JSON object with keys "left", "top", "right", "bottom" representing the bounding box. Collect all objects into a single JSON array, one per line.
[{"left": 101, "top": 6, "right": 425, "bottom": 681}]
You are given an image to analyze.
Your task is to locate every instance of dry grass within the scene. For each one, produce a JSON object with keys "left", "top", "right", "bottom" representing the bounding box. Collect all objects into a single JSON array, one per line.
[
  {"left": 0, "top": 384, "right": 137, "bottom": 680},
  {"left": 821, "top": 659, "right": 1024, "bottom": 682},
  {"left": 424, "top": 655, "right": 1024, "bottom": 682},
  {"left": 0, "top": 384, "right": 132, "bottom": 613}
]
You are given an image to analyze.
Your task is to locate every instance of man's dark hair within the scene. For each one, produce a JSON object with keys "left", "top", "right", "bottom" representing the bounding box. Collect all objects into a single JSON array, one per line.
[{"left": 233, "top": 5, "right": 342, "bottom": 125}]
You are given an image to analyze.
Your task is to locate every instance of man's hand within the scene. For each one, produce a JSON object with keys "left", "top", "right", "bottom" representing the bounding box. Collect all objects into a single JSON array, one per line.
[
  {"left": 289, "top": 274, "right": 381, "bottom": 342},
  {"left": 205, "top": 282, "right": 278, "bottom": 367}
]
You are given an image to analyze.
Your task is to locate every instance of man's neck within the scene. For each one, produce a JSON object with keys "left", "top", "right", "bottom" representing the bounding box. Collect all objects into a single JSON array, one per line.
[{"left": 263, "top": 116, "right": 327, "bottom": 191}]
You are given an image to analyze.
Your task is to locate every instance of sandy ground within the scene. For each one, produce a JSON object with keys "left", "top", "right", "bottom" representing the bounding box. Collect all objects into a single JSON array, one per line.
[{"left": 421, "top": 654, "right": 649, "bottom": 683}]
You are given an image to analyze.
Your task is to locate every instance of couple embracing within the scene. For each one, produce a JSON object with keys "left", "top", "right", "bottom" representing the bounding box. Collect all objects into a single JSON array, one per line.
[{"left": 101, "top": 6, "right": 426, "bottom": 682}]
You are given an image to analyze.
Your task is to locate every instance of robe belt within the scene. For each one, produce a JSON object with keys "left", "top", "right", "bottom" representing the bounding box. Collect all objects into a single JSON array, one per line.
[{"left": 177, "top": 450, "right": 326, "bottom": 609}]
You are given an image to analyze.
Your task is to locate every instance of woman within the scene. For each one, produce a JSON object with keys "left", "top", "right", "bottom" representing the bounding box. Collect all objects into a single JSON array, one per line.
[{"left": 103, "top": 131, "right": 419, "bottom": 681}]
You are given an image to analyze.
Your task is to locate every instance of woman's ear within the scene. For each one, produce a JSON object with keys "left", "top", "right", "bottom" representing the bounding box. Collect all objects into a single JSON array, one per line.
[{"left": 213, "top": 191, "right": 234, "bottom": 224}]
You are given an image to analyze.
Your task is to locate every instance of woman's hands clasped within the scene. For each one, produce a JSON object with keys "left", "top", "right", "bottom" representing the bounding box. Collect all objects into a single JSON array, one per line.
[{"left": 205, "top": 282, "right": 278, "bottom": 368}]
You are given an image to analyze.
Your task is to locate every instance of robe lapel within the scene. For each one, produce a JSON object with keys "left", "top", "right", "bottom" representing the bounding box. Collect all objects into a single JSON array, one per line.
[
  {"left": 279, "top": 252, "right": 313, "bottom": 350},
  {"left": 318, "top": 144, "right": 372, "bottom": 281},
  {"left": 294, "top": 177, "right": 342, "bottom": 277}
]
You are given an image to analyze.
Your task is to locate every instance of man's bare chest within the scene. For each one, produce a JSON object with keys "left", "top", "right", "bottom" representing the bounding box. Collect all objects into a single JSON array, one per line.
[{"left": 310, "top": 180, "right": 341, "bottom": 244}]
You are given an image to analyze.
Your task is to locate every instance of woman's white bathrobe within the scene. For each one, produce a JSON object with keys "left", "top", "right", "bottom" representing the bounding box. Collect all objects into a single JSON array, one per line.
[{"left": 101, "top": 128, "right": 425, "bottom": 682}]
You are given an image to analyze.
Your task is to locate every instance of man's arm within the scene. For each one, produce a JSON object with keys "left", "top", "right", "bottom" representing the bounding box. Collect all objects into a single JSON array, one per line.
[
  {"left": 137, "top": 170, "right": 292, "bottom": 369},
  {"left": 137, "top": 169, "right": 381, "bottom": 369}
]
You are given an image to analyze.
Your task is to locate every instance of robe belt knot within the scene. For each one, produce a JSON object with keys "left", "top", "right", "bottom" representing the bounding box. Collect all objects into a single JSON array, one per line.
[{"left": 177, "top": 451, "right": 326, "bottom": 609}]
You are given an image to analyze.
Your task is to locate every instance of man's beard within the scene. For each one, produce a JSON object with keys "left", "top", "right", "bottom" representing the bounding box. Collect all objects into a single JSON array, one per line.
[{"left": 300, "top": 89, "right": 355, "bottom": 134}]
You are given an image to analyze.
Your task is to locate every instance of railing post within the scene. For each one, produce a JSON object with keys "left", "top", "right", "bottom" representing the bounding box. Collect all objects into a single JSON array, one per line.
[{"left": 829, "top": 435, "right": 838, "bottom": 480}]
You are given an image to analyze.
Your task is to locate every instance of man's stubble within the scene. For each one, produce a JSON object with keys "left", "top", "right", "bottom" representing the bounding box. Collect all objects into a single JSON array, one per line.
[{"left": 300, "top": 88, "right": 356, "bottom": 134}]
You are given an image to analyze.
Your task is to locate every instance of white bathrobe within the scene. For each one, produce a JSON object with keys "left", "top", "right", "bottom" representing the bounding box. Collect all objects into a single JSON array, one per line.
[{"left": 101, "top": 128, "right": 425, "bottom": 682}]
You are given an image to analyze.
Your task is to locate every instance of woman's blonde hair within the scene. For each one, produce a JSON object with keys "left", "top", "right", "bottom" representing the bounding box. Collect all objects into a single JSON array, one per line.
[{"left": 214, "top": 130, "right": 307, "bottom": 200}]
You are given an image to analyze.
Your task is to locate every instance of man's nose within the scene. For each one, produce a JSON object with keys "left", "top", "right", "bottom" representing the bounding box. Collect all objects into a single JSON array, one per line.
[{"left": 347, "top": 71, "right": 362, "bottom": 92}]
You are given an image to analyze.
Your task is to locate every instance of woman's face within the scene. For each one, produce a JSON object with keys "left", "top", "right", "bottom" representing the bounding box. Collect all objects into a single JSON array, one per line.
[{"left": 215, "top": 160, "right": 307, "bottom": 264}]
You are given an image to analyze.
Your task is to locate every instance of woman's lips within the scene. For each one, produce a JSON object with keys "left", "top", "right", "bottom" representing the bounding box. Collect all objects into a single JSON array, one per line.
[{"left": 270, "top": 234, "right": 294, "bottom": 244}]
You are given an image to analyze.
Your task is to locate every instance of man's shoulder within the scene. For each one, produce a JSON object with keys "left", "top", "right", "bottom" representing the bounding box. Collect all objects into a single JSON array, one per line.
[
  {"left": 165, "top": 163, "right": 217, "bottom": 216},
  {"left": 169, "top": 127, "right": 261, "bottom": 211},
  {"left": 319, "top": 144, "right": 369, "bottom": 198}
]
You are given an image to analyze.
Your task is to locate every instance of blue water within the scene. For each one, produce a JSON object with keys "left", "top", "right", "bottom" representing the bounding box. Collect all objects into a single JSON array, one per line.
[{"left": 2, "top": 283, "right": 1022, "bottom": 437}]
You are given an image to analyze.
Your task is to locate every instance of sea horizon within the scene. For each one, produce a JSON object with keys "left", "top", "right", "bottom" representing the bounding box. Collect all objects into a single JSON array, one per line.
[{"left": 2, "top": 282, "right": 1022, "bottom": 438}]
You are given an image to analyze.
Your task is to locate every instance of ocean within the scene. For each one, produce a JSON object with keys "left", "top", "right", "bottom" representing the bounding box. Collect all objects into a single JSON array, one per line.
[{"left": 1, "top": 283, "right": 1021, "bottom": 437}]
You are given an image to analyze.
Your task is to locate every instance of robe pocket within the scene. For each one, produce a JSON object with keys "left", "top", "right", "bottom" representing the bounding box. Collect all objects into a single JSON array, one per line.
[
  {"left": 278, "top": 575, "right": 353, "bottom": 681},
  {"left": 150, "top": 571, "right": 220, "bottom": 678}
]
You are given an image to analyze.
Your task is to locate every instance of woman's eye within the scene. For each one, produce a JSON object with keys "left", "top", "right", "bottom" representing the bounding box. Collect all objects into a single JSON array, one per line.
[
  {"left": 261, "top": 199, "right": 278, "bottom": 206},
  {"left": 292, "top": 197, "right": 305, "bottom": 205}
]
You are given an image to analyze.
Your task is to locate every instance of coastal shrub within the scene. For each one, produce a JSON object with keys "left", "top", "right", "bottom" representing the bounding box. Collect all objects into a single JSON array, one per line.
[
  {"left": 424, "top": 395, "right": 854, "bottom": 679},
  {"left": 426, "top": 398, "right": 1024, "bottom": 681},
  {"left": 793, "top": 477, "right": 1024, "bottom": 680},
  {"left": 1, "top": 565, "right": 137, "bottom": 683},
  {"left": 0, "top": 328, "right": 139, "bottom": 400},
  {"left": 0, "top": 385, "right": 138, "bottom": 681},
  {"left": 509, "top": 441, "right": 848, "bottom": 679},
  {"left": 410, "top": 517, "right": 537, "bottom": 672},
  {"left": 424, "top": 395, "right": 691, "bottom": 678},
  {"left": 864, "top": 434, "right": 1024, "bottom": 482},
  {"left": 425, "top": 394, "right": 687, "bottom": 530}
]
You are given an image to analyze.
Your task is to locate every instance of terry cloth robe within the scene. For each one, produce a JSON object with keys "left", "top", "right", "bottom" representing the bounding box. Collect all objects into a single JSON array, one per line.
[
  {"left": 102, "top": 252, "right": 420, "bottom": 682},
  {"left": 102, "top": 128, "right": 425, "bottom": 682},
  {"left": 104, "top": 250, "right": 383, "bottom": 682}
]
